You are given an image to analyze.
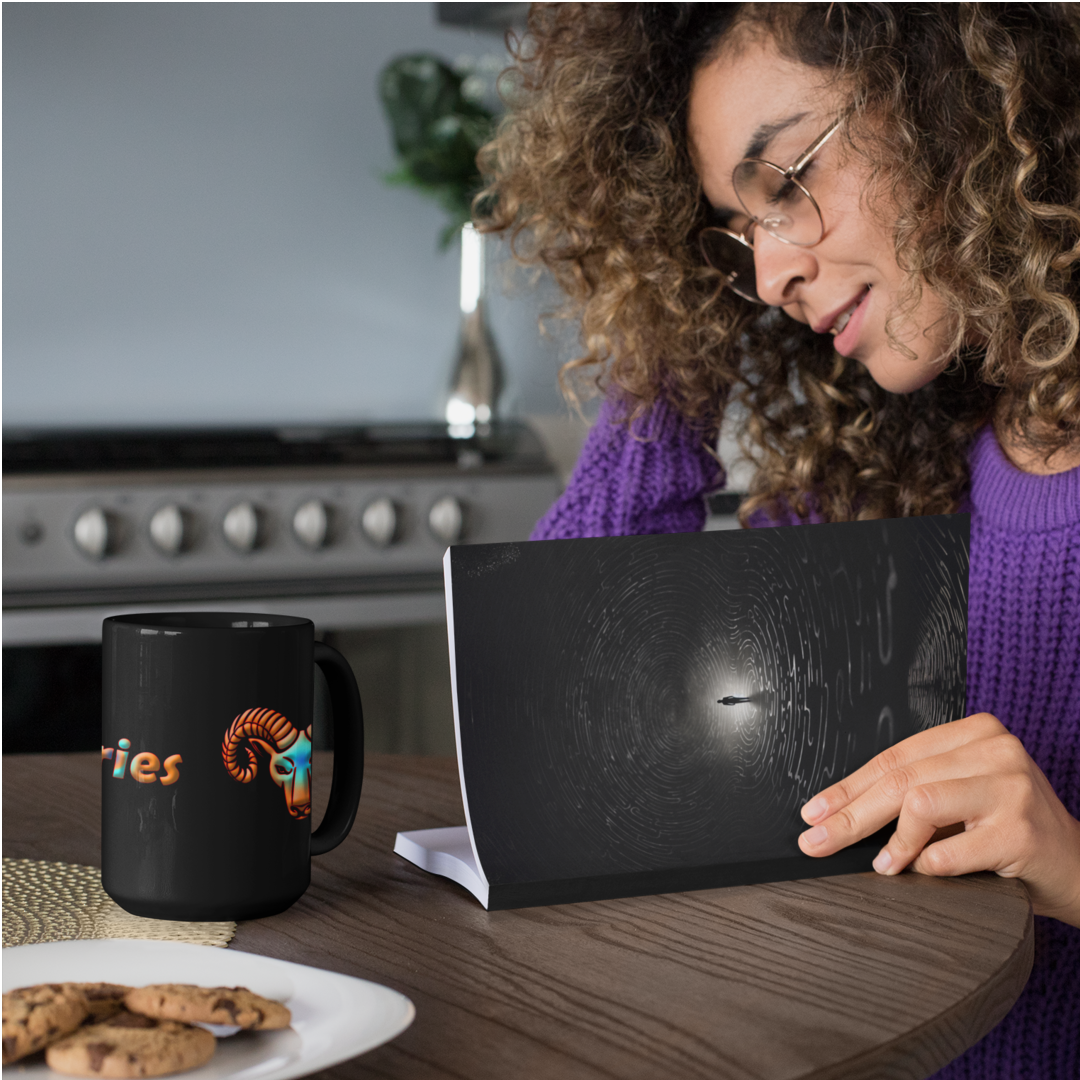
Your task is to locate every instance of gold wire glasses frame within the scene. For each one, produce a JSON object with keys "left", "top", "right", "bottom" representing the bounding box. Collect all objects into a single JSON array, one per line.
[{"left": 699, "top": 117, "right": 844, "bottom": 304}]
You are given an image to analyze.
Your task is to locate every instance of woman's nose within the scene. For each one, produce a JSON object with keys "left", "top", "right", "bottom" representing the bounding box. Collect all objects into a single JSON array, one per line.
[{"left": 753, "top": 230, "right": 818, "bottom": 307}]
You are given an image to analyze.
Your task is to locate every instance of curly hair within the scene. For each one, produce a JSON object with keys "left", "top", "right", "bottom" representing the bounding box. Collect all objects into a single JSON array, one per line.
[{"left": 478, "top": 2, "right": 1080, "bottom": 524}]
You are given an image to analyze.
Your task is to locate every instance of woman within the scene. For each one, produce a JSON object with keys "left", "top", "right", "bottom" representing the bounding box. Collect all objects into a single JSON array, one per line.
[{"left": 479, "top": 4, "right": 1080, "bottom": 1078}]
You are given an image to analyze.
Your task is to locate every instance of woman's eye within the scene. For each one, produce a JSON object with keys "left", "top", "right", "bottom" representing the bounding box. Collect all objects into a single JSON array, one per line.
[{"left": 767, "top": 178, "right": 801, "bottom": 206}]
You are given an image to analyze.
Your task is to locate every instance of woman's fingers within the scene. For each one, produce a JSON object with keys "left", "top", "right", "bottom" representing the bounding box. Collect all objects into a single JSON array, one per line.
[
  {"left": 797, "top": 732, "right": 1021, "bottom": 858},
  {"left": 801, "top": 713, "right": 1006, "bottom": 827},
  {"left": 900, "top": 825, "right": 1005, "bottom": 880},
  {"left": 870, "top": 776, "right": 1002, "bottom": 876}
]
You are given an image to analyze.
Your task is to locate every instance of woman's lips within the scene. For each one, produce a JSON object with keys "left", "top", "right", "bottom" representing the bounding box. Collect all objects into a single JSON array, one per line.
[{"left": 832, "top": 287, "right": 871, "bottom": 355}]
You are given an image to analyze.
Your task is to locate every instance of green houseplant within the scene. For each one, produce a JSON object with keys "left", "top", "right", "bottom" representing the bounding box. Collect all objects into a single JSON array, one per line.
[{"left": 379, "top": 54, "right": 497, "bottom": 248}]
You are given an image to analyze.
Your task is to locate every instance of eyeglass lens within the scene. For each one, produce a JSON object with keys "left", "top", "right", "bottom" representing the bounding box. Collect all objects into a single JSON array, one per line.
[
  {"left": 733, "top": 160, "right": 823, "bottom": 246},
  {"left": 699, "top": 229, "right": 760, "bottom": 303}
]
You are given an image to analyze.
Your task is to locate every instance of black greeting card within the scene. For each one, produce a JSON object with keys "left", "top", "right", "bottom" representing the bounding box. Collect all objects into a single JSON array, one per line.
[{"left": 395, "top": 515, "right": 969, "bottom": 909}]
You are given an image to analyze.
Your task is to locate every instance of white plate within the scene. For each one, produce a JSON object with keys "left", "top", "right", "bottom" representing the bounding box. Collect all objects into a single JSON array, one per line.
[{"left": 2, "top": 939, "right": 415, "bottom": 1079}]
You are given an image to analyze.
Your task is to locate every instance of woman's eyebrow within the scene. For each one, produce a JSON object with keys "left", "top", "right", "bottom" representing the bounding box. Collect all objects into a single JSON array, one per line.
[{"left": 744, "top": 112, "right": 809, "bottom": 159}]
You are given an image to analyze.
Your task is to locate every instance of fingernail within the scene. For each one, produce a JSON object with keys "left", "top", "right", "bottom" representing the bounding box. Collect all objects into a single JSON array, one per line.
[
  {"left": 803, "top": 796, "right": 828, "bottom": 823},
  {"left": 873, "top": 848, "right": 893, "bottom": 874},
  {"left": 803, "top": 825, "right": 828, "bottom": 847}
]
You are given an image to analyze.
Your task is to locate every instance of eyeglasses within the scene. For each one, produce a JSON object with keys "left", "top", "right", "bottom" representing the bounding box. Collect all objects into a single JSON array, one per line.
[{"left": 699, "top": 117, "right": 843, "bottom": 304}]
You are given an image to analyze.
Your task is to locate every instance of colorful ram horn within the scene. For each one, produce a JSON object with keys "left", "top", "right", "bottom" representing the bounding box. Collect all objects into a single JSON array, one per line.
[{"left": 221, "top": 707, "right": 313, "bottom": 819}]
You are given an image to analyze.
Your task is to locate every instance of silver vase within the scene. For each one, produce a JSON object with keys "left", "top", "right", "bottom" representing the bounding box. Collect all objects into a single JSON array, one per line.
[{"left": 446, "top": 223, "right": 503, "bottom": 437}]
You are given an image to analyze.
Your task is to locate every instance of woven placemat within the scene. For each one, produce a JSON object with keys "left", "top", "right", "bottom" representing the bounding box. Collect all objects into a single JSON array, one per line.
[{"left": 2, "top": 859, "right": 235, "bottom": 949}]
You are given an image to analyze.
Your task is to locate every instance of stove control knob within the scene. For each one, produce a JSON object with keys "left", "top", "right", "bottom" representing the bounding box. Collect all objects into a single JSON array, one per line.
[
  {"left": 293, "top": 499, "right": 329, "bottom": 549},
  {"left": 361, "top": 496, "right": 398, "bottom": 548},
  {"left": 73, "top": 507, "right": 111, "bottom": 560},
  {"left": 428, "top": 495, "right": 465, "bottom": 545},
  {"left": 149, "top": 504, "right": 188, "bottom": 556},
  {"left": 19, "top": 520, "right": 44, "bottom": 545},
  {"left": 222, "top": 501, "right": 260, "bottom": 552}
]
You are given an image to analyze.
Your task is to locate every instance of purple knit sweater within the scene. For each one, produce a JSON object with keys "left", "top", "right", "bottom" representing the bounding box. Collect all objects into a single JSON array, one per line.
[{"left": 533, "top": 396, "right": 1080, "bottom": 1080}]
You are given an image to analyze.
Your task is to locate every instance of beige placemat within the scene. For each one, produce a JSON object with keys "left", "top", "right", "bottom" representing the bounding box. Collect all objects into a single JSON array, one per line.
[{"left": 2, "top": 859, "right": 235, "bottom": 949}]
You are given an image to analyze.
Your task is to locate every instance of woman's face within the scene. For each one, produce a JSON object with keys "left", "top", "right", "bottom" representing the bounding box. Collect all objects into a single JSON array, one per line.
[{"left": 688, "top": 32, "right": 952, "bottom": 394}]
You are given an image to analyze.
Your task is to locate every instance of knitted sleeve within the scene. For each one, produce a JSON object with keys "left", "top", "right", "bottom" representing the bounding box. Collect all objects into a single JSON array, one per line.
[{"left": 530, "top": 395, "right": 725, "bottom": 540}]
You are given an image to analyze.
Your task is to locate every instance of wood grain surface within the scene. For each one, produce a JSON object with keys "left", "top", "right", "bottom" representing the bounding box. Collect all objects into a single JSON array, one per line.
[{"left": 3, "top": 752, "right": 1033, "bottom": 1080}]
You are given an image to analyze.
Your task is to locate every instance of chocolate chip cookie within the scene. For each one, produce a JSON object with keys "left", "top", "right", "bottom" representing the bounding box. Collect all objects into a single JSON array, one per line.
[
  {"left": 45, "top": 1009, "right": 215, "bottom": 1078},
  {"left": 2, "top": 983, "right": 89, "bottom": 1064},
  {"left": 124, "top": 984, "right": 290, "bottom": 1031},
  {"left": 70, "top": 984, "right": 134, "bottom": 1022}
]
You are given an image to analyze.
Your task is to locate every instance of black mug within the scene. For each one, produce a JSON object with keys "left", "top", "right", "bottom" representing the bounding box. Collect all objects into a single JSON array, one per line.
[{"left": 101, "top": 612, "right": 364, "bottom": 921}]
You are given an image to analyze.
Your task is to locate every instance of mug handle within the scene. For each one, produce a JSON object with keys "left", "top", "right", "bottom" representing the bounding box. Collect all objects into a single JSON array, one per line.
[{"left": 310, "top": 642, "right": 365, "bottom": 856}]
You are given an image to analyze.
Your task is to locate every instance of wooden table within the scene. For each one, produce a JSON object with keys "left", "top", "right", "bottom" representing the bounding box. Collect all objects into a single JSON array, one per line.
[{"left": 3, "top": 752, "right": 1033, "bottom": 1080}]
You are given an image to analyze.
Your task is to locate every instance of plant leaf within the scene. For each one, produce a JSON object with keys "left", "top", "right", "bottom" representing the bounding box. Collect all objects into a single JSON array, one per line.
[{"left": 378, "top": 51, "right": 498, "bottom": 243}]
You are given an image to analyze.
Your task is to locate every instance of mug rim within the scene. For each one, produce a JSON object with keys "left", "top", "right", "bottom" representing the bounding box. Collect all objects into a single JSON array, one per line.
[{"left": 104, "top": 611, "right": 312, "bottom": 632}]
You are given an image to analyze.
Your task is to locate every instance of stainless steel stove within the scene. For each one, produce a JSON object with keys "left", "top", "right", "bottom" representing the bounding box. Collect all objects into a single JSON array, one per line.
[{"left": 3, "top": 422, "right": 560, "bottom": 646}]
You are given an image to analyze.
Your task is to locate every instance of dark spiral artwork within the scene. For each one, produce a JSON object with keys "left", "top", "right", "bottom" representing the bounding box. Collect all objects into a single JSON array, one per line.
[{"left": 449, "top": 516, "right": 969, "bottom": 891}]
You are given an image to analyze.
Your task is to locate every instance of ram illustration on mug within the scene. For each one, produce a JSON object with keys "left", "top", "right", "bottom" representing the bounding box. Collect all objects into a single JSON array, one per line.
[{"left": 221, "top": 707, "right": 313, "bottom": 819}]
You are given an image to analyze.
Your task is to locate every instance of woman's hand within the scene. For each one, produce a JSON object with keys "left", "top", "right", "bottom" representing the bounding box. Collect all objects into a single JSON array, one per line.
[{"left": 798, "top": 713, "right": 1080, "bottom": 927}]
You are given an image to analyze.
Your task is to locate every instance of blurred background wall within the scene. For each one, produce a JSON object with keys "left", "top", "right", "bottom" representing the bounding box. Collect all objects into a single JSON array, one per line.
[
  {"left": 3, "top": 2, "right": 591, "bottom": 756},
  {"left": 3, "top": 1, "right": 573, "bottom": 431}
]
